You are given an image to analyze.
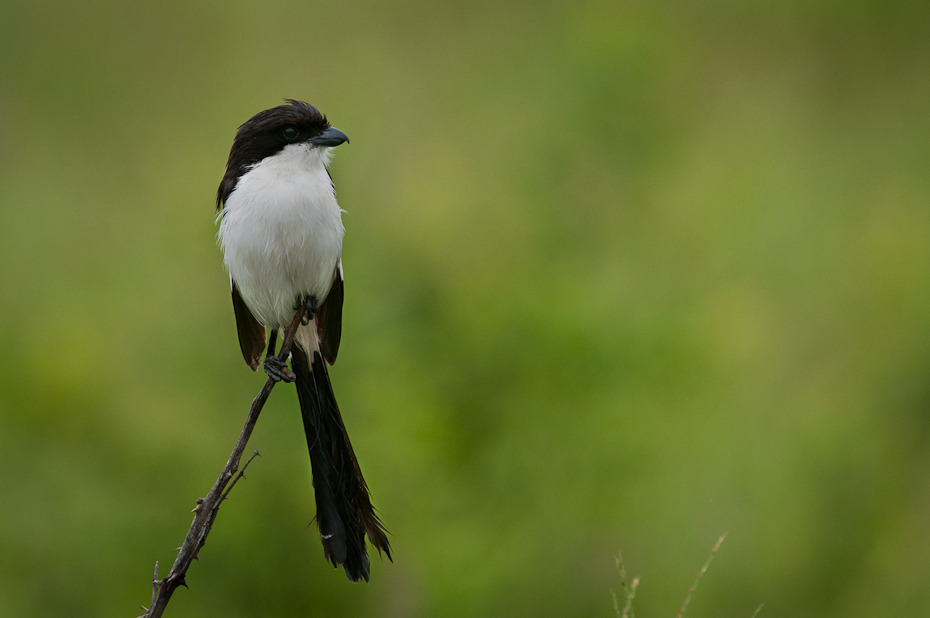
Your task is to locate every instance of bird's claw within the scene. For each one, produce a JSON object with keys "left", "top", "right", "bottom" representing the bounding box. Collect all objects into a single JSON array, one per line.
[{"left": 263, "top": 355, "right": 295, "bottom": 383}]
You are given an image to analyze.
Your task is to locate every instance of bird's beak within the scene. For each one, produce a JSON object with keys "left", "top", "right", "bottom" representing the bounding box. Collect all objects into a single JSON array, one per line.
[{"left": 309, "top": 127, "right": 349, "bottom": 147}]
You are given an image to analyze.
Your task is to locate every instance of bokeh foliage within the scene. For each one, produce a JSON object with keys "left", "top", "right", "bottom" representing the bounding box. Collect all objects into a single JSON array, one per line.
[{"left": 1, "top": 0, "right": 929, "bottom": 616}]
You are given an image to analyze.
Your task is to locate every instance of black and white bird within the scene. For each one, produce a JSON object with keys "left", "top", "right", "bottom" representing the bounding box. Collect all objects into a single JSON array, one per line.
[{"left": 215, "top": 99, "right": 390, "bottom": 582}]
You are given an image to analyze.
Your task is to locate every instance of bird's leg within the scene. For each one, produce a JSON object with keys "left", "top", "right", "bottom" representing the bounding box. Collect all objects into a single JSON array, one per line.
[
  {"left": 262, "top": 328, "right": 295, "bottom": 383},
  {"left": 294, "top": 294, "right": 318, "bottom": 325},
  {"left": 266, "top": 328, "right": 278, "bottom": 358}
]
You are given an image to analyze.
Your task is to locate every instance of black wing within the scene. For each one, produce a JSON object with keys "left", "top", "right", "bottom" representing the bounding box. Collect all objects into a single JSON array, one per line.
[
  {"left": 316, "top": 263, "right": 343, "bottom": 365},
  {"left": 231, "top": 281, "right": 266, "bottom": 370}
]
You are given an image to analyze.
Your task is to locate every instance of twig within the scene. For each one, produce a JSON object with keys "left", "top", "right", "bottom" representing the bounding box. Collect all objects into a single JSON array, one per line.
[
  {"left": 221, "top": 450, "right": 261, "bottom": 503},
  {"left": 139, "top": 306, "right": 306, "bottom": 617},
  {"left": 676, "top": 533, "right": 727, "bottom": 618}
]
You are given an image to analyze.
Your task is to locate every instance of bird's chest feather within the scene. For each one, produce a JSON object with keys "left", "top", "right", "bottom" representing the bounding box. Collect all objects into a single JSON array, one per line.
[{"left": 218, "top": 152, "right": 345, "bottom": 326}]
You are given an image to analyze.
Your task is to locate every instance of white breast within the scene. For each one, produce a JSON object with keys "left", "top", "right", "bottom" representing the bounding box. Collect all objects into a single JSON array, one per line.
[{"left": 217, "top": 143, "right": 345, "bottom": 329}]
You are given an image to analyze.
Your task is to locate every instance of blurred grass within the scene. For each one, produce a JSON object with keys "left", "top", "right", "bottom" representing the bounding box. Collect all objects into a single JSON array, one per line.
[{"left": 2, "top": 0, "right": 930, "bottom": 616}]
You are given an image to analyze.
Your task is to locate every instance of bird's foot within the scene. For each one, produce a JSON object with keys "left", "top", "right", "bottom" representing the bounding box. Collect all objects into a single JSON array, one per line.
[
  {"left": 262, "top": 355, "right": 295, "bottom": 383},
  {"left": 293, "top": 294, "right": 318, "bottom": 325}
]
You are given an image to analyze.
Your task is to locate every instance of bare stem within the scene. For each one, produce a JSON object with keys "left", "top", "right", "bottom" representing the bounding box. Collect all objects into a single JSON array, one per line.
[
  {"left": 613, "top": 551, "right": 639, "bottom": 618},
  {"left": 676, "top": 533, "right": 727, "bottom": 618}
]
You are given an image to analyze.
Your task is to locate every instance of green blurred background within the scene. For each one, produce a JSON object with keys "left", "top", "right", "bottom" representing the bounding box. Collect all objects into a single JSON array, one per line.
[{"left": 2, "top": 0, "right": 929, "bottom": 616}]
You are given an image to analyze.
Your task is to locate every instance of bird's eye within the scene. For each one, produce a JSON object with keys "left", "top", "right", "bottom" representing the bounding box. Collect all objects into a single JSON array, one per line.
[{"left": 282, "top": 127, "right": 300, "bottom": 141}]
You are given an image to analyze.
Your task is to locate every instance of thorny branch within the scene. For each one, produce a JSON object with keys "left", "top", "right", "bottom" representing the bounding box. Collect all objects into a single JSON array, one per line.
[{"left": 139, "top": 305, "right": 306, "bottom": 617}]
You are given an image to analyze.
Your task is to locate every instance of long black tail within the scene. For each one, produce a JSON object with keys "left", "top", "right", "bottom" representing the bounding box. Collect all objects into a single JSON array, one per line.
[{"left": 290, "top": 345, "right": 391, "bottom": 582}]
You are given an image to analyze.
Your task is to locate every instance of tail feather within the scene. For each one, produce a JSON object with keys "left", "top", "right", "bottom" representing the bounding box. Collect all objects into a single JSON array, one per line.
[{"left": 291, "top": 344, "right": 391, "bottom": 582}]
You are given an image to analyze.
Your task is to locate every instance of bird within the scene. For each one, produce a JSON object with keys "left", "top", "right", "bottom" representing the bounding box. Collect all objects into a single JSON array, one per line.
[{"left": 215, "top": 99, "right": 390, "bottom": 582}]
